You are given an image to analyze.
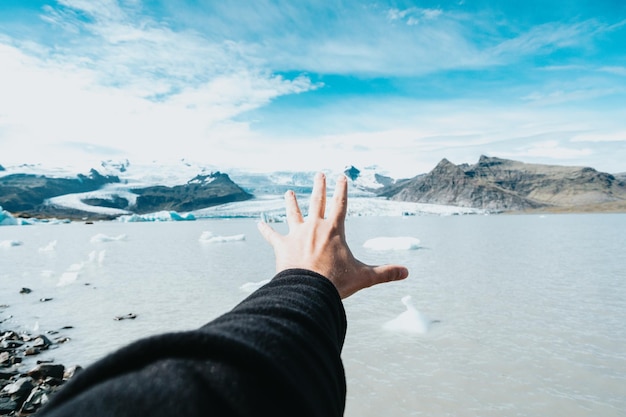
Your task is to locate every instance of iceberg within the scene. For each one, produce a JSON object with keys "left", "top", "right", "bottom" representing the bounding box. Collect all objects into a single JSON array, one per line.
[
  {"left": 0, "top": 240, "right": 23, "bottom": 248},
  {"left": 39, "top": 240, "right": 58, "bottom": 252},
  {"left": 383, "top": 296, "right": 431, "bottom": 334},
  {"left": 117, "top": 211, "right": 195, "bottom": 222},
  {"left": 363, "top": 236, "right": 420, "bottom": 250},
  {"left": 199, "top": 231, "right": 246, "bottom": 243},
  {"left": 90, "top": 233, "right": 127, "bottom": 243},
  {"left": 239, "top": 279, "right": 271, "bottom": 293},
  {"left": 0, "top": 206, "right": 21, "bottom": 226}
]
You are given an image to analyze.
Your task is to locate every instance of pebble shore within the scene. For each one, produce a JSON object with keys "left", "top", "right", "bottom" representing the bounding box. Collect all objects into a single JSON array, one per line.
[{"left": 1, "top": 305, "right": 81, "bottom": 416}]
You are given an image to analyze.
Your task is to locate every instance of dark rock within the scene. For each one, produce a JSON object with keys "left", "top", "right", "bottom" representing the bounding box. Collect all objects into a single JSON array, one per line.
[
  {"left": 19, "top": 385, "right": 51, "bottom": 414},
  {"left": 2, "top": 376, "right": 34, "bottom": 397},
  {"left": 63, "top": 365, "right": 82, "bottom": 380},
  {"left": 1, "top": 339, "right": 23, "bottom": 349},
  {"left": 27, "top": 364, "right": 65, "bottom": 381},
  {"left": 81, "top": 195, "right": 130, "bottom": 210},
  {"left": 19, "top": 288, "right": 32, "bottom": 294},
  {"left": 0, "top": 397, "right": 18, "bottom": 414},
  {"left": 32, "top": 335, "right": 53, "bottom": 349},
  {"left": 0, "top": 371, "right": 16, "bottom": 380},
  {"left": 114, "top": 313, "right": 137, "bottom": 321},
  {"left": 24, "top": 348, "right": 41, "bottom": 356}
]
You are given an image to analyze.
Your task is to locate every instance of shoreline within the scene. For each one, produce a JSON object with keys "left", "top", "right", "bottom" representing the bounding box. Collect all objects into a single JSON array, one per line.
[{"left": 0, "top": 308, "right": 80, "bottom": 415}]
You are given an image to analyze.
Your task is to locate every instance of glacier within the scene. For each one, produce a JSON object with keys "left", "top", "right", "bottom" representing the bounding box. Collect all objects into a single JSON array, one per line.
[{"left": 0, "top": 159, "right": 487, "bottom": 226}]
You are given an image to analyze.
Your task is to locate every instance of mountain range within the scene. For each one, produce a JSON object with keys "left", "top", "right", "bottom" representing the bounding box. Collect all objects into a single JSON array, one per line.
[
  {"left": 379, "top": 156, "right": 626, "bottom": 213},
  {"left": 1, "top": 156, "right": 625, "bottom": 222}
]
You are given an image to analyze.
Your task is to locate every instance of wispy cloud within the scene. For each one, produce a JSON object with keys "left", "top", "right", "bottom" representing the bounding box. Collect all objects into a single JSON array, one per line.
[{"left": 1, "top": 0, "right": 625, "bottom": 175}]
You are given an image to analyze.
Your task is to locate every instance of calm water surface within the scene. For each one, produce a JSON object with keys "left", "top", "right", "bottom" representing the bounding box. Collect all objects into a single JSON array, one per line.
[{"left": 1, "top": 214, "right": 625, "bottom": 416}]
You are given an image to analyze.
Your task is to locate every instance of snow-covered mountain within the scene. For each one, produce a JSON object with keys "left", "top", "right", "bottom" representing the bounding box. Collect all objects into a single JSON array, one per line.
[{"left": 0, "top": 159, "right": 481, "bottom": 225}]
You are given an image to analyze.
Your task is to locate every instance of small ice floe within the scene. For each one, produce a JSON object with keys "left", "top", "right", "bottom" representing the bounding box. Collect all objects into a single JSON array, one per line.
[
  {"left": 87, "top": 250, "right": 106, "bottom": 266},
  {"left": 57, "top": 250, "right": 105, "bottom": 286},
  {"left": 0, "top": 240, "right": 23, "bottom": 248},
  {"left": 58, "top": 263, "right": 83, "bottom": 286},
  {"left": 39, "top": 240, "right": 57, "bottom": 252},
  {"left": 363, "top": 237, "right": 420, "bottom": 250},
  {"left": 90, "top": 233, "right": 127, "bottom": 243},
  {"left": 383, "top": 295, "right": 433, "bottom": 334},
  {"left": 199, "top": 231, "right": 246, "bottom": 244},
  {"left": 239, "top": 279, "right": 271, "bottom": 293}
]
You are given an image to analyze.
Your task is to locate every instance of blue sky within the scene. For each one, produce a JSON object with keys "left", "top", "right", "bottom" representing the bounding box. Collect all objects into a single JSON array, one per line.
[{"left": 1, "top": 0, "right": 625, "bottom": 177}]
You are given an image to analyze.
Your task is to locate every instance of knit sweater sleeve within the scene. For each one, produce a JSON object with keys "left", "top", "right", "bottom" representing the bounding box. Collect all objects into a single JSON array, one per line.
[{"left": 38, "top": 269, "right": 347, "bottom": 417}]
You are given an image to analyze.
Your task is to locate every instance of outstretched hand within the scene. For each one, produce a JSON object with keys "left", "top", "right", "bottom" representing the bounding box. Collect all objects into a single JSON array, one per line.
[{"left": 257, "top": 172, "right": 409, "bottom": 299}]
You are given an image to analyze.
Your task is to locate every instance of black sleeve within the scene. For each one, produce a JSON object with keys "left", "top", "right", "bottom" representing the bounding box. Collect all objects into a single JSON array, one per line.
[{"left": 38, "top": 269, "right": 347, "bottom": 417}]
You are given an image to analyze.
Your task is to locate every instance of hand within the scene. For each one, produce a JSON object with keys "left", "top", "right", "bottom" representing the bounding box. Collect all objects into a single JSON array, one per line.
[{"left": 257, "top": 172, "right": 409, "bottom": 299}]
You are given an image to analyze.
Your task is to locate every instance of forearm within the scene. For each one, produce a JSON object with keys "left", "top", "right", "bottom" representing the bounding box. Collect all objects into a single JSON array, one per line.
[{"left": 38, "top": 269, "right": 347, "bottom": 417}]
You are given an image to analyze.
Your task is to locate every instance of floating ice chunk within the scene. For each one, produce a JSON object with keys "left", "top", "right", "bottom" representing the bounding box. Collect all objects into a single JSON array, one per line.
[
  {"left": 239, "top": 279, "right": 271, "bottom": 293},
  {"left": 363, "top": 236, "right": 420, "bottom": 250},
  {"left": 0, "top": 240, "right": 22, "bottom": 248},
  {"left": 383, "top": 296, "right": 431, "bottom": 334},
  {"left": 58, "top": 267, "right": 81, "bottom": 286},
  {"left": 39, "top": 240, "right": 57, "bottom": 252},
  {"left": 90, "top": 233, "right": 127, "bottom": 243},
  {"left": 41, "top": 270, "right": 54, "bottom": 278},
  {"left": 199, "top": 231, "right": 246, "bottom": 243}
]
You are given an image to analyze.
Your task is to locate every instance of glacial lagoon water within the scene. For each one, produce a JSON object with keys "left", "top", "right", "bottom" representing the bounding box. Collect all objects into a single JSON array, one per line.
[{"left": 1, "top": 214, "right": 625, "bottom": 416}]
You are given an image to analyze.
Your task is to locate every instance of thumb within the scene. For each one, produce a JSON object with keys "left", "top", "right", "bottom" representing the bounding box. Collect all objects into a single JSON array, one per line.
[
  {"left": 371, "top": 265, "right": 409, "bottom": 285},
  {"left": 257, "top": 221, "right": 279, "bottom": 246}
]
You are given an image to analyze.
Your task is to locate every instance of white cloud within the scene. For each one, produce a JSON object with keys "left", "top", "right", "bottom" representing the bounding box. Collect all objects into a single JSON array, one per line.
[
  {"left": 599, "top": 66, "right": 626, "bottom": 76},
  {"left": 571, "top": 131, "right": 626, "bottom": 143},
  {"left": 498, "top": 140, "right": 593, "bottom": 160}
]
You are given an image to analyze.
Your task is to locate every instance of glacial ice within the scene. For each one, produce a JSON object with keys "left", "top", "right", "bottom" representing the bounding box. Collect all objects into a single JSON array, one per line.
[
  {"left": 117, "top": 211, "right": 195, "bottom": 222},
  {"left": 0, "top": 240, "right": 23, "bottom": 248},
  {"left": 239, "top": 279, "right": 271, "bottom": 293},
  {"left": 90, "top": 233, "right": 127, "bottom": 243},
  {"left": 363, "top": 236, "right": 420, "bottom": 250},
  {"left": 39, "top": 240, "right": 58, "bottom": 252},
  {"left": 382, "top": 295, "right": 431, "bottom": 334},
  {"left": 199, "top": 231, "right": 246, "bottom": 243},
  {"left": 0, "top": 206, "right": 21, "bottom": 226},
  {"left": 57, "top": 250, "right": 105, "bottom": 286}
]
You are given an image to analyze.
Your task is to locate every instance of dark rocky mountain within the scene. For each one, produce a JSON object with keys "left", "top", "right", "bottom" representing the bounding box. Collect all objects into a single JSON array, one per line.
[
  {"left": 0, "top": 169, "right": 252, "bottom": 220},
  {"left": 0, "top": 170, "right": 120, "bottom": 217},
  {"left": 130, "top": 172, "right": 252, "bottom": 214},
  {"left": 379, "top": 156, "right": 626, "bottom": 212}
]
